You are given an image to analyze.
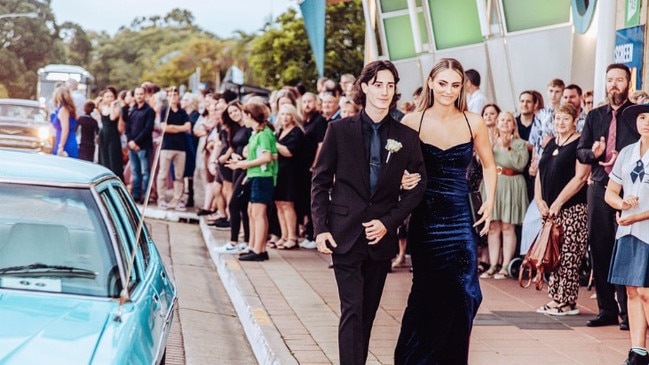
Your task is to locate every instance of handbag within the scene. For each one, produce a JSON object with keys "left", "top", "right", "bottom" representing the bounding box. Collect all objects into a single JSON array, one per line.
[
  {"left": 467, "top": 190, "right": 484, "bottom": 235},
  {"left": 518, "top": 216, "right": 563, "bottom": 290}
]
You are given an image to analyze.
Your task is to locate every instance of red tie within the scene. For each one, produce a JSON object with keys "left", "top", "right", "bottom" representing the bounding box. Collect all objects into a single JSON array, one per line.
[{"left": 605, "top": 109, "right": 617, "bottom": 174}]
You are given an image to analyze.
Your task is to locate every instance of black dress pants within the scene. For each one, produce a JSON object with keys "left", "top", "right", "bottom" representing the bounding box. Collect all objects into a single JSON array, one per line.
[
  {"left": 587, "top": 182, "right": 627, "bottom": 320},
  {"left": 332, "top": 238, "right": 391, "bottom": 365}
]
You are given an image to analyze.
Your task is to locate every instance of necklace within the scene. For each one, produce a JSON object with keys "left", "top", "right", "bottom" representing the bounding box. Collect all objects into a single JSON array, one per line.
[{"left": 552, "top": 132, "right": 575, "bottom": 156}]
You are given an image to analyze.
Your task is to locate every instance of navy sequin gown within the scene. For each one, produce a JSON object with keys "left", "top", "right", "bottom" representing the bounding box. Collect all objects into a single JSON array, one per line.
[{"left": 395, "top": 126, "right": 482, "bottom": 365}]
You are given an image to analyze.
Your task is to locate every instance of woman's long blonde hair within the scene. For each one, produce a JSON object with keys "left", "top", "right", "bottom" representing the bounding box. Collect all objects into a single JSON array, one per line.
[
  {"left": 53, "top": 86, "right": 77, "bottom": 120},
  {"left": 418, "top": 58, "right": 467, "bottom": 113}
]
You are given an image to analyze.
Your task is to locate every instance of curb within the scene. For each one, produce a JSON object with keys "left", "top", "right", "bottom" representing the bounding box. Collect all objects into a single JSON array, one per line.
[{"left": 198, "top": 218, "right": 297, "bottom": 365}]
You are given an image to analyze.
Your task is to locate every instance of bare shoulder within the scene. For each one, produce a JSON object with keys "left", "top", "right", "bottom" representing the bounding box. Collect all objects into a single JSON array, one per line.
[
  {"left": 400, "top": 111, "right": 422, "bottom": 131},
  {"left": 463, "top": 111, "right": 486, "bottom": 135}
]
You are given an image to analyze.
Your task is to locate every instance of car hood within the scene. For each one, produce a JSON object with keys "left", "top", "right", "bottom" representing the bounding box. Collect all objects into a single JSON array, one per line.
[{"left": 0, "top": 292, "right": 116, "bottom": 364}]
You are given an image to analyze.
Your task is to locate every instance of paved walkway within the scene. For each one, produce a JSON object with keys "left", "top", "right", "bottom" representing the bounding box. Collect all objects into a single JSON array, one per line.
[{"left": 196, "top": 218, "right": 630, "bottom": 365}]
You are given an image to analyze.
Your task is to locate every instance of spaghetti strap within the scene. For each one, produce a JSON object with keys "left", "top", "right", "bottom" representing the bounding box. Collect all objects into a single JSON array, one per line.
[
  {"left": 463, "top": 112, "right": 473, "bottom": 141},
  {"left": 417, "top": 110, "right": 426, "bottom": 135}
]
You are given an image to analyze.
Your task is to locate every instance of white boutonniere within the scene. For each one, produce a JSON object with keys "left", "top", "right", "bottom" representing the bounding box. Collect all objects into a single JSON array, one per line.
[{"left": 385, "top": 139, "right": 403, "bottom": 163}]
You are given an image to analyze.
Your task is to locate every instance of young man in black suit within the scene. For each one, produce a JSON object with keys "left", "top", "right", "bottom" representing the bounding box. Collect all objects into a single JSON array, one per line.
[{"left": 311, "top": 61, "right": 426, "bottom": 365}]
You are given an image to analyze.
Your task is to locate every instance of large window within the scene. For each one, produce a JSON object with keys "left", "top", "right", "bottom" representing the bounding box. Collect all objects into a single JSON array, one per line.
[
  {"left": 428, "top": 0, "right": 483, "bottom": 49},
  {"left": 502, "top": 0, "right": 570, "bottom": 32}
]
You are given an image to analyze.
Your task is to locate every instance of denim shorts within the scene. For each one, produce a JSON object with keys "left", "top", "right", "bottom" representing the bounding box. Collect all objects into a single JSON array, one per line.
[{"left": 249, "top": 176, "right": 274, "bottom": 205}]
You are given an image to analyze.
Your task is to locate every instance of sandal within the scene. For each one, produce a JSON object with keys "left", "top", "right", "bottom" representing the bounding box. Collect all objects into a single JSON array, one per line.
[
  {"left": 493, "top": 269, "right": 510, "bottom": 280},
  {"left": 268, "top": 238, "right": 286, "bottom": 249},
  {"left": 536, "top": 301, "right": 559, "bottom": 314},
  {"left": 545, "top": 302, "right": 579, "bottom": 316},
  {"left": 392, "top": 255, "right": 406, "bottom": 269},
  {"left": 479, "top": 266, "right": 498, "bottom": 279},
  {"left": 477, "top": 261, "right": 490, "bottom": 274},
  {"left": 277, "top": 238, "right": 299, "bottom": 250}
]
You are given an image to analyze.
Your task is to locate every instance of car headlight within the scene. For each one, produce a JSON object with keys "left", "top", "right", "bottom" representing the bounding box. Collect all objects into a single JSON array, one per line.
[{"left": 38, "top": 126, "right": 51, "bottom": 140}]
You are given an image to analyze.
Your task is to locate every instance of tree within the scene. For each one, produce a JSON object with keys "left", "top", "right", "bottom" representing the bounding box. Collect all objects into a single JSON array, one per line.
[
  {"left": 0, "top": 0, "right": 65, "bottom": 98},
  {"left": 249, "top": 0, "right": 364, "bottom": 91},
  {"left": 59, "top": 22, "right": 92, "bottom": 65}
]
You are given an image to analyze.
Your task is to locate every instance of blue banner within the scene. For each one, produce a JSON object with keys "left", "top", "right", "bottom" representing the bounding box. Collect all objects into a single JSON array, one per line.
[
  {"left": 615, "top": 25, "right": 645, "bottom": 92},
  {"left": 300, "top": 0, "right": 326, "bottom": 78}
]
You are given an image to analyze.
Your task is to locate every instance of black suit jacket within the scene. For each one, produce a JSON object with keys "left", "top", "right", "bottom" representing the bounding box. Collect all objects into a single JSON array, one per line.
[
  {"left": 311, "top": 113, "right": 426, "bottom": 261},
  {"left": 576, "top": 100, "right": 639, "bottom": 183}
]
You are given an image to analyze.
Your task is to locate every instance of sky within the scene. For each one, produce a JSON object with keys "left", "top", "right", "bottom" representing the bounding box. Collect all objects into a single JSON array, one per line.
[{"left": 50, "top": 0, "right": 297, "bottom": 37}]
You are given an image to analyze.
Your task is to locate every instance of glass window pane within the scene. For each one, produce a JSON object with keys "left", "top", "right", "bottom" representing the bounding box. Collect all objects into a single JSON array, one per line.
[
  {"left": 502, "top": 0, "right": 570, "bottom": 32},
  {"left": 383, "top": 11, "right": 429, "bottom": 60},
  {"left": 428, "top": 0, "right": 483, "bottom": 50},
  {"left": 380, "top": 0, "right": 422, "bottom": 13}
]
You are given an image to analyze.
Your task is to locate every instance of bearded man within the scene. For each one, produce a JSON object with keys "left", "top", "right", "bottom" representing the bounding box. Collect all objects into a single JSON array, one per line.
[{"left": 577, "top": 63, "right": 639, "bottom": 330}]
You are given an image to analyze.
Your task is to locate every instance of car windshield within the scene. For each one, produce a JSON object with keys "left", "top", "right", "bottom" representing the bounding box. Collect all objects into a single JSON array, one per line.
[
  {"left": 0, "top": 104, "right": 47, "bottom": 122},
  {"left": 0, "top": 183, "right": 117, "bottom": 297}
]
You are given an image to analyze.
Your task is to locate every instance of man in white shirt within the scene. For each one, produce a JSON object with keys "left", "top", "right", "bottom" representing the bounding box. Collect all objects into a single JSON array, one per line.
[
  {"left": 465, "top": 69, "right": 487, "bottom": 114},
  {"left": 65, "top": 78, "right": 86, "bottom": 118}
]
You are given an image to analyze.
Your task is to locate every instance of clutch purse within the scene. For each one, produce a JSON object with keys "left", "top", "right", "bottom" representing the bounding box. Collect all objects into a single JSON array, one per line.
[{"left": 467, "top": 190, "right": 484, "bottom": 235}]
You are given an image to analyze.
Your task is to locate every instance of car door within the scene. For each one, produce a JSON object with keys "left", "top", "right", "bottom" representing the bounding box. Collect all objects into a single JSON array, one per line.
[{"left": 100, "top": 181, "right": 175, "bottom": 363}]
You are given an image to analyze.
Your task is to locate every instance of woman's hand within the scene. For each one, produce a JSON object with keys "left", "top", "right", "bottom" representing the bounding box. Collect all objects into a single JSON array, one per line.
[
  {"left": 548, "top": 201, "right": 562, "bottom": 217},
  {"left": 620, "top": 195, "right": 639, "bottom": 210},
  {"left": 536, "top": 199, "right": 550, "bottom": 217},
  {"left": 400, "top": 170, "right": 421, "bottom": 190},
  {"left": 475, "top": 201, "right": 492, "bottom": 236},
  {"left": 616, "top": 211, "right": 637, "bottom": 226},
  {"left": 225, "top": 160, "right": 246, "bottom": 170}
]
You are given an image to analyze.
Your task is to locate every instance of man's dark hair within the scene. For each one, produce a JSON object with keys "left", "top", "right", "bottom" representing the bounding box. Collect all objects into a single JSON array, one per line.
[
  {"left": 564, "top": 84, "right": 582, "bottom": 96},
  {"left": 606, "top": 63, "right": 631, "bottom": 82},
  {"left": 222, "top": 89, "right": 238, "bottom": 103},
  {"left": 520, "top": 90, "right": 538, "bottom": 104},
  {"left": 465, "top": 69, "right": 481, "bottom": 87},
  {"left": 352, "top": 60, "right": 400, "bottom": 109}
]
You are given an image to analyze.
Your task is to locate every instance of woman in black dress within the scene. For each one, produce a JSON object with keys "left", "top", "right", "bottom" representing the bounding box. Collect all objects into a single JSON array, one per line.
[
  {"left": 396, "top": 58, "right": 496, "bottom": 365},
  {"left": 98, "top": 86, "right": 124, "bottom": 181},
  {"left": 273, "top": 104, "right": 304, "bottom": 249}
]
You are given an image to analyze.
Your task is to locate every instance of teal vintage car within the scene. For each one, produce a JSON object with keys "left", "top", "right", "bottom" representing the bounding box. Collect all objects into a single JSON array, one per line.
[{"left": 0, "top": 150, "right": 177, "bottom": 364}]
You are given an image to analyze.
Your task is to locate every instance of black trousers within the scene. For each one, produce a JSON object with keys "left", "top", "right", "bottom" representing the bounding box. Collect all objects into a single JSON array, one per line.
[
  {"left": 332, "top": 238, "right": 391, "bottom": 365},
  {"left": 587, "top": 182, "right": 627, "bottom": 320},
  {"left": 229, "top": 171, "right": 249, "bottom": 243}
]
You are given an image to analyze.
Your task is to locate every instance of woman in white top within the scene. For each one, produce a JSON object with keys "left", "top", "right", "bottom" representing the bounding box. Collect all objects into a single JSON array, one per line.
[{"left": 605, "top": 103, "right": 649, "bottom": 365}]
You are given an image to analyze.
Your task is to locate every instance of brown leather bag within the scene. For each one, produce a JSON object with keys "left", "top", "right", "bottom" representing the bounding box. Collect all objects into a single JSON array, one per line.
[{"left": 518, "top": 217, "right": 563, "bottom": 290}]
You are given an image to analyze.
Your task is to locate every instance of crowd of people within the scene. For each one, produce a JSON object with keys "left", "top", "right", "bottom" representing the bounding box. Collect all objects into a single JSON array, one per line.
[{"left": 45, "top": 59, "right": 649, "bottom": 365}]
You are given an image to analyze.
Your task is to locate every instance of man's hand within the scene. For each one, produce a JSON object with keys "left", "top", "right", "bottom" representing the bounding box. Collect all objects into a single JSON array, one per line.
[
  {"left": 127, "top": 140, "right": 140, "bottom": 151},
  {"left": 315, "top": 232, "right": 337, "bottom": 254},
  {"left": 599, "top": 150, "right": 618, "bottom": 168},
  {"left": 592, "top": 136, "right": 606, "bottom": 158},
  {"left": 362, "top": 220, "right": 387, "bottom": 245}
]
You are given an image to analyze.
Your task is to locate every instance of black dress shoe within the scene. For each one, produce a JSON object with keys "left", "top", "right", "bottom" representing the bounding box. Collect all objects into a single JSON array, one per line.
[
  {"left": 620, "top": 319, "right": 630, "bottom": 331},
  {"left": 239, "top": 251, "right": 269, "bottom": 261},
  {"left": 586, "top": 315, "right": 619, "bottom": 327}
]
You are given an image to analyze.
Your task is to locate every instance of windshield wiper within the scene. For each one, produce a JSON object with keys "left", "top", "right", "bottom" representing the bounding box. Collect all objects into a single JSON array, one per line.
[{"left": 0, "top": 263, "right": 97, "bottom": 279}]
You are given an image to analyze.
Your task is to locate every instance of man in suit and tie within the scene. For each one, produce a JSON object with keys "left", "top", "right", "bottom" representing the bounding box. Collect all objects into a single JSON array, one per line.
[
  {"left": 311, "top": 60, "right": 426, "bottom": 365},
  {"left": 577, "top": 63, "right": 639, "bottom": 330}
]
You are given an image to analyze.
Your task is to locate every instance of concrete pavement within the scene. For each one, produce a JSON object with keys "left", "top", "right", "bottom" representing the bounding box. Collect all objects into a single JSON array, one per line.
[{"left": 197, "top": 217, "right": 632, "bottom": 365}]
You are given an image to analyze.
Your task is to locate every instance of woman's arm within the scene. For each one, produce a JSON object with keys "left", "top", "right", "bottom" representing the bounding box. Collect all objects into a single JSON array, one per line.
[
  {"left": 472, "top": 114, "right": 497, "bottom": 236},
  {"left": 534, "top": 173, "right": 549, "bottom": 216},
  {"left": 276, "top": 143, "right": 293, "bottom": 157},
  {"left": 548, "top": 161, "right": 591, "bottom": 216},
  {"left": 228, "top": 150, "right": 272, "bottom": 170},
  {"left": 605, "top": 180, "right": 638, "bottom": 211}
]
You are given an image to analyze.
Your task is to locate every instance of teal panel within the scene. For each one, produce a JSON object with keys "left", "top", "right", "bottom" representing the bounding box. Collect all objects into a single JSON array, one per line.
[
  {"left": 384, "top": 15, "right": 416, "bottom": 60},
  {"left": 380, "top": 0, "right": 422, "bottom": 13}
]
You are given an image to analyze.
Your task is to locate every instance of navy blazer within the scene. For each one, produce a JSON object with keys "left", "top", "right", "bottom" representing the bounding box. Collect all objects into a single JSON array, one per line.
[{"left": 311, "top": 113, "right": 426, "bottom": 261}]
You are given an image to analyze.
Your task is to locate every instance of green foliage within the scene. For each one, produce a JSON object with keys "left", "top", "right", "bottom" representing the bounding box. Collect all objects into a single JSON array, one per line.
[
  {"left": 0, "top": 1, "right": 366, "bottom": 99},
  {"left": 249, "top": 0, "right": 365, "bottom": 91},
  {"left": 0, "top": 0, "right": 65, "bottom": 98}
]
